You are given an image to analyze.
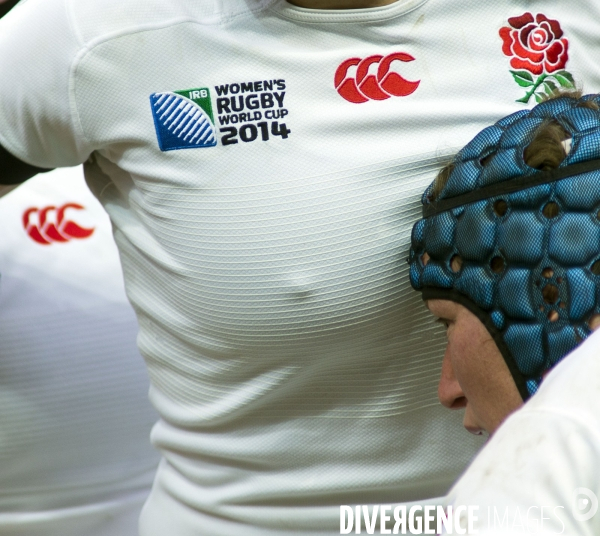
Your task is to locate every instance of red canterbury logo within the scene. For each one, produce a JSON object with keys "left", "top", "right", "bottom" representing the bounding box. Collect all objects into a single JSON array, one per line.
[
  {"left": 334, "top": 53, "right": 420, "bottom": 103},
  {"left": 23, "top": 203, "right": 95, "bottom": 245}
]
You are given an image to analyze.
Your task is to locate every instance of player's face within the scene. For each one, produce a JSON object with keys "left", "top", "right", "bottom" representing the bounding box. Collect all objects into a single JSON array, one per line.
[{"left": 426, "top": 299, "right": 523, "bottom": 436}]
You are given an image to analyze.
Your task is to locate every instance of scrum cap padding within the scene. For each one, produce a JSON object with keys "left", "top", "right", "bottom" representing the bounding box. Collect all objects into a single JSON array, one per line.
[{"left": 408, "top": 95, "right": 600, "bottom": 399}]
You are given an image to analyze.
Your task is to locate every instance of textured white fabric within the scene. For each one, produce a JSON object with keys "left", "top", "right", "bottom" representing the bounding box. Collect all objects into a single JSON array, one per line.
[
  {"left": 444, "top": 328, "right": 600, "bottom": 535},
  {"left": 3, "top": 0, "right": 600, "bottom": 534},
  {"left": 0, "top": 167, "right": 159, "bottom": 535}
]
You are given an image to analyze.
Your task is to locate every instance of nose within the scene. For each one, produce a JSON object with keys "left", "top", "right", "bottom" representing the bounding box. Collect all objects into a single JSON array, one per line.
[{"left": 437, "top": 348, "right": 467, "bottom": 410}]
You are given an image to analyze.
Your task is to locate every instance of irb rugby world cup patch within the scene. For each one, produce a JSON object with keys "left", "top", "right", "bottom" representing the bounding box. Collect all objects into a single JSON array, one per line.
[{"left": 150, "top": 87, "right": 217, "bottom": 150}]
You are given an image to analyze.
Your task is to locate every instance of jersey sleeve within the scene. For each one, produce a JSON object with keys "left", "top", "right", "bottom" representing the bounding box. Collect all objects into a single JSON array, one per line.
[
  {"left": 0, "top": 0, "right": 91, "bottom": 169},
  {"left": 445, "top": 409, "right": 600, "bottom": 535}
]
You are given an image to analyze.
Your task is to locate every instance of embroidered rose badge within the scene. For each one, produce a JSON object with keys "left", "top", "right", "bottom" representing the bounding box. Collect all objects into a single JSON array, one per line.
[{"left": 500, "top": 12, "right": 575, "bottom": 103}]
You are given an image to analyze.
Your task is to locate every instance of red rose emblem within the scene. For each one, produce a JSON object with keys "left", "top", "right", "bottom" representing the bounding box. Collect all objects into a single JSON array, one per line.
[
  {"left": 499, "top": 12, "right": 568, "bottom": 75},
  {"left": 500, "top": 12, "right": 574, "bottom": 104}
]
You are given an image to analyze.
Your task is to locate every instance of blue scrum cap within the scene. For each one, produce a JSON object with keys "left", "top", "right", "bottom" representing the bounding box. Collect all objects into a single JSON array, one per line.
[{"left": 408, "top": 94, "right": 600, "bottom": 400}]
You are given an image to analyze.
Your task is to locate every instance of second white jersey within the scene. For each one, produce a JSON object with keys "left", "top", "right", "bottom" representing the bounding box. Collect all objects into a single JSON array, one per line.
[{"left": 0, "top": 167, "right": 160, "bottom": 535}]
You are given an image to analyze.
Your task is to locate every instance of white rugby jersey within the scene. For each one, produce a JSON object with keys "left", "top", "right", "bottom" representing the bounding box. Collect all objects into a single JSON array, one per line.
[
  {"left": 0, "top": 167, "right": 159, "bottom": 536},
  {"left": 1, "top": 0, "right": 599, "bottom": 533}
]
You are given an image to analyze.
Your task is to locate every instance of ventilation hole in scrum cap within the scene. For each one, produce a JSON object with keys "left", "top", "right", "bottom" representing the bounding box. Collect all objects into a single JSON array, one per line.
[
  {"left": 493, "top": 200, "right": 508, "bottom": 217},
  {"left": 479, "top": 153, "right": 495, "bottom": 167},
  {"left": 591, "top": 259, "right": 600, "bottom": 275},
  {"left": 560, "top": 137, "right": 573, "bottom": 155},
  {"left": 547, "top": 310, "right": 559, "bottom": 322},
  {"left": 556, "top": 277, "right": 563, "bottom": 284},
  {"left": 421, "top": 252, "right": 430, "bottom": 267},
  {"left": 542, "top": 284, "right": 559, "bottom": 304},
  {"left": 588, "top": 313, "right": 600, "bottom": 331},
  {"left": 490, "top": 256, "right": 505, "bottom": 274},
  {"left": 450, "top": 255, "right": 463, "bottom": 273},
  {"left": 542, "top": 202, "right": 559, "bottom": 218},
  {"left": 523, "top": 120, "right": 569, "bottom": 171},
  {"left": 542, "top": 267, "right": 554, "bottom": 278}
]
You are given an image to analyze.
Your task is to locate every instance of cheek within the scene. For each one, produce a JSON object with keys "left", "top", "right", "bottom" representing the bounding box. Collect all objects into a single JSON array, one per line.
[
  {"left": 448, "top": 325, "right": 523, "bottom": 433},
  {"left": 447, "top": 326, "right": 495, "bottom": 397}
]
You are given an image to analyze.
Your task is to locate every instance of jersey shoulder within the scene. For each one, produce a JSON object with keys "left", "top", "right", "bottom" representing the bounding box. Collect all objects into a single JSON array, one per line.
[{"left": 68, "top": 0, "right": 276, "bottom": 45}]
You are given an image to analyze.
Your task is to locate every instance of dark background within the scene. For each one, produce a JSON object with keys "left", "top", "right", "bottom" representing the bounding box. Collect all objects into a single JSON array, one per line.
[{"left": 0, "top": 0, "right": 20, "bottom": 19}]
